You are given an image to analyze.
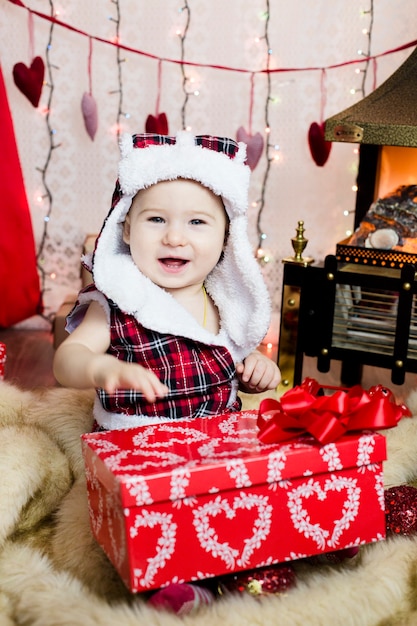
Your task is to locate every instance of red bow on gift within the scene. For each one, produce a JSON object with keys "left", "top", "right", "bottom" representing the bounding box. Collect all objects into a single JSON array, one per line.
[{"left": 257, "top": 378, "right": 411, "bottom": 446}]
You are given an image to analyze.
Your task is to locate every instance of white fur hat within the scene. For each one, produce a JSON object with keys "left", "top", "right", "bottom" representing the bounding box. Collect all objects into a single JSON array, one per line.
[{"left": 89, "top": 131, "right": 271, "bottom": 361}]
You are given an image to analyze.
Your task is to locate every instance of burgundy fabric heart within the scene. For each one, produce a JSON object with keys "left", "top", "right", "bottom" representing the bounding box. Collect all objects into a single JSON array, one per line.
[
  {"left": 12, "top": 56, "right": 45, "bottom": 108},
  {"left": 145, "top": 112, "right": 169, "bottom": 135},
  {"left": 236, "top": 126, "right": 264, "bottom": 171},
  {"left": 81, "top": 92, "right": 98, "bottom": 141},
  {"left": 308, "top": 121, "right": 332, "bottom": 167}
]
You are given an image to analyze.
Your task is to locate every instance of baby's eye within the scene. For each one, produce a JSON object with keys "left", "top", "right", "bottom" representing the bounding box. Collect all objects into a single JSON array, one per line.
[
  {"left": 148, "top": 216, "right": 165, "bottom": 223},
  {"left": 190, "top": 218, "right": 205, "bottom": 225}
]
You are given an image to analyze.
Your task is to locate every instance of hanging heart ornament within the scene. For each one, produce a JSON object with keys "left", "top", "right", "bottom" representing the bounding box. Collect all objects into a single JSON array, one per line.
[
  {"left": 13, "top": 56, "right": 45, "bottom": 108},
  {"left": 145, "top": 112, "right": 169, "bottom": 135},
  {"left": 81, "top": 92, "right": 98, "bottom": 141},
  {"left": 308, "top": 121, "right": 332, "bottom": 167},
  {"left": 236, "top": 126, "right": 264, "bottom": 171}
]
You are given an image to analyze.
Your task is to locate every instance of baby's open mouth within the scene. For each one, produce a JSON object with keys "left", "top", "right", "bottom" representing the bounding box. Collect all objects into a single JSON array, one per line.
[{"left": 159, "top": 258, "right": 189, "bottom": 269}]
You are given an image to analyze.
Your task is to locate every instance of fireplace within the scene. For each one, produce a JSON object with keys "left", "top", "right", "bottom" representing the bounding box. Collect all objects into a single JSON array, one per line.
[{"left": 277, "top": 48, "right": 417, "bottom": 389}]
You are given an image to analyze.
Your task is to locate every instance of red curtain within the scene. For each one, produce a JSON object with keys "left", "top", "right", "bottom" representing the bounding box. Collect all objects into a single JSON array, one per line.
[{"left": 0, "top": 64, "right": 42, "bottom": 327}]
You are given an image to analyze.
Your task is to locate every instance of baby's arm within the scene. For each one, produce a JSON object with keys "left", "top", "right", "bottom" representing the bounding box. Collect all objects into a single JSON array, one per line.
[
  {"left": 236, "top": 350, "right": 281, "bottom": 394},
  {"left": 53, "top": 301, "right": 168, "bottom": 402}
]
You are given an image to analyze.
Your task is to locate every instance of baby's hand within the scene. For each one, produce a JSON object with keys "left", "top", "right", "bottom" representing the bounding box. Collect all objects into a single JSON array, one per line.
[
  {"left": 236, "top": 351, "right": 281, "bottom": 394},
  {"left": 91, "top": 355, "right": 169, "bottom": 403}
]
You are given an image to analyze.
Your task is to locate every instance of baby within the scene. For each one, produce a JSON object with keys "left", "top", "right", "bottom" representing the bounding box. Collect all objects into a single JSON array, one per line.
[{"left": 53, "top": 132, "right": 280, "bottom": 430}]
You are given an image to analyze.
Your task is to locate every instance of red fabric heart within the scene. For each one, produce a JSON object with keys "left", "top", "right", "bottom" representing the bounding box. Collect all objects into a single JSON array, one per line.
[
  {"left": 81, "top": 92, "right": 98, "bottom": 141},
  {"left": 145, "top": 112, "right": 169, "bottom": 135},
  {"left": 308, "top": 121, "right": 332, "bottom": 167},
  {"left": 236, "top": 126, "right": 264, "bottom": 171},
  {"left": 12, "top": 56, "right": 44, "bottom": 108}
]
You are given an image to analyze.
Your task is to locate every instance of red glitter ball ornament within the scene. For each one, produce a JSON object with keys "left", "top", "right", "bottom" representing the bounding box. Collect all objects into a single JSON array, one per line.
[
  {"left": 218, "top": 564, "right": 296, "bottom": 596},
  {"left": 385, "top": 485, "right": 417, "bottom": 536}
]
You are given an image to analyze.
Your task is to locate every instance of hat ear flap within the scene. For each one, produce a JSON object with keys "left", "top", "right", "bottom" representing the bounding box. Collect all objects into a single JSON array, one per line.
[
  {"left": 119, "top": 133, "right": 134, "bottom": 158},
  {"left": 235, "top": 142, "right": 247, "bottom": 165}
]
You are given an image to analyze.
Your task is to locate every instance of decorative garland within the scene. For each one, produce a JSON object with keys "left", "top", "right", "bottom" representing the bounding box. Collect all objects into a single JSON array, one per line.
[{"left": 8, "top": 1, "right": 416, "bottom": 77}]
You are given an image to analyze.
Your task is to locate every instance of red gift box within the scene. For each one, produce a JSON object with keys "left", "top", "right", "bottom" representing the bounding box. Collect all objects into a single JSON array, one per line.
[{"left": 82, "top": 411, "right": 387, "bottom": 593}]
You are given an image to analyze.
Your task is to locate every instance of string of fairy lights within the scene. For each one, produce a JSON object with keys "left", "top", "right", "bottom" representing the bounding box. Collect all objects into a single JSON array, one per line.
[
  {"left": 177, "top": 1, "right": 191, "bottom": 130},
  {"left": 343, "top": 0, "right": 375, "bottom": 239},
  {"left": 357, "top": 0, "right": 376, "bottom": 99},
  {"left": 10, "top": 0, "right": 416, "bottom": 317},
  {"left": 255, "top": 1, "right": 274, "bottom": 266},
  {"left": 108, "top": 0, "right": 132, "bottom": 135},
  {"left": 35, "top": 0, "right": 59, "bottom": 314}
]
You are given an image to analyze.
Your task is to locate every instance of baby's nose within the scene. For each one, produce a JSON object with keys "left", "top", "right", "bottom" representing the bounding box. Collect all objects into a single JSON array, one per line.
[{"left": 164, "top": 224, "right": 186, "bottom": 246}]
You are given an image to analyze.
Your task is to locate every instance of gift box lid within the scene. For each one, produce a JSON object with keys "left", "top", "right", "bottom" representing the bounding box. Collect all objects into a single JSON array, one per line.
[{"left": 81, "top": 411, "right": 386, "bottom": 507}]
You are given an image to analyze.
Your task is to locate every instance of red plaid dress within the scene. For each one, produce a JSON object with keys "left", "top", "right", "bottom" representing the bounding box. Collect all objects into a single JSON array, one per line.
[{"left": 69, "top": 287, "right": 241, "bottom": 425}]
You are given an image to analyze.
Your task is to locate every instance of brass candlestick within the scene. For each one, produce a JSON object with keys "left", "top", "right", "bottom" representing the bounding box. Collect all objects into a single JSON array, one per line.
[{"left": 282, "top": 220, "right": 314, "bottom": 266}]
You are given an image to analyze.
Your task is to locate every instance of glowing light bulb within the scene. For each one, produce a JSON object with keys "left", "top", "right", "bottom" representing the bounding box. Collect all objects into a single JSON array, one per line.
[{"left": 111, "top": 123, "right": 123, "bottom": 136}]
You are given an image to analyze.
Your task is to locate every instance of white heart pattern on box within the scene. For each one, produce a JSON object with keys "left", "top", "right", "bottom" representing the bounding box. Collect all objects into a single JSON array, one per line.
[
  {"left": 287, "top": 475, "right": 361, "bottom": 550},
  {"left": 192, "top": 492, "right": 273, "bottom": 569},
  {"left": 130, "top": 510, "right": 178, "bottom": 588},
  {"left": 105, "top": 491, "right": 126, "bottom": 570},
  {"left": 85, "top": 459, "right": 104, "bottom": 536}
]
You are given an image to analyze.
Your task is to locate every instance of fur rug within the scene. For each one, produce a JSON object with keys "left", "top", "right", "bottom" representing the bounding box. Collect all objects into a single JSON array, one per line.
[{"left": 2, "top": 381, "right": 417, "bottom": 626}]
